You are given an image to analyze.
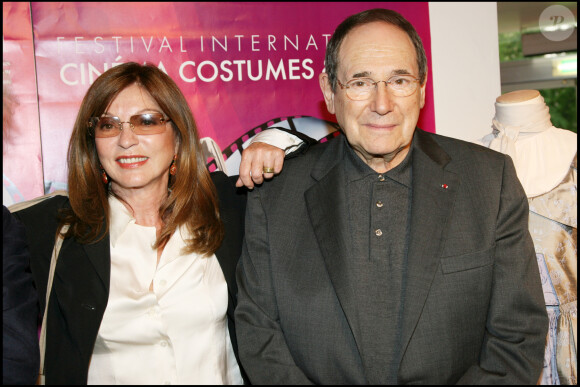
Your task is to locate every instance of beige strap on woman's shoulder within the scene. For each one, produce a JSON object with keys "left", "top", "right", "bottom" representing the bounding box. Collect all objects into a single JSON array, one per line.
[
  {"left": 37, "top": 223, "right": 69, "bottom": 385},
  {"left": 8, "top": 190, "right": 68, "bottom": 213}
]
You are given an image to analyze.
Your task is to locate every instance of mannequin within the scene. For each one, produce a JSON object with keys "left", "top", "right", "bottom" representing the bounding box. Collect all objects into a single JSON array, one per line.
[
  {"left": 478, "top": 90, "right": 577, "bottom": 385},
  {"left": 495, "top": 88, "right": 540, "bottom": 103},
  {"left": 479, "top": 89, "right": 576, "bottom": 198}
]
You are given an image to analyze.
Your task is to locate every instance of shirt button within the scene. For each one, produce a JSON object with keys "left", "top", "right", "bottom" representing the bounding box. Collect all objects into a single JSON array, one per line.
[
  {"left": 378, "top": 175, "right": 385, "bottom": 181},
  {"left": 160, "top": 340, "right": 168, "bottom": 347},
  {"left": 376, "top": 201, "right": 384, "bottom": 208},
  {"left": 159, "top": 280, "right": 167, "bottom": 287},
  {"left": 375, "top": 229, "right": 383, "bottom": 237}
]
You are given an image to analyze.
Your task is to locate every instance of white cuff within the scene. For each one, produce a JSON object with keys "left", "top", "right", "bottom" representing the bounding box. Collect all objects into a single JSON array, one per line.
[{"left": 246, "top": 129, "right": 304, "bottom": 155}]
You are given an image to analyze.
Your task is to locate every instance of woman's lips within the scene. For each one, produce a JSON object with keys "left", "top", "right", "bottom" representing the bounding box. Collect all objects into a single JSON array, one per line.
[{"left": 115, "top": 156, "right": 149, "bottom": 169}]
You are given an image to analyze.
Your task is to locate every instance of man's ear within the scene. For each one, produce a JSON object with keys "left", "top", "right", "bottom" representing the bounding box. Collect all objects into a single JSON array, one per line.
[
  {"left": 419, "top": 71, "right": 428, "bottom": 109},
  {"left": 319, "top": 72, "right": 336, "bottom": 115}
]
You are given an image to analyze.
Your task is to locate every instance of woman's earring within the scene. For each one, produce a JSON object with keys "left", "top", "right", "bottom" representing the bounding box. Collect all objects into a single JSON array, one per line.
[
  {"left": 100, "top": 165, "right": 109, "bottom": 184},
  {"left": 169, "top": 154, "right": 177, "bottom": 176}
]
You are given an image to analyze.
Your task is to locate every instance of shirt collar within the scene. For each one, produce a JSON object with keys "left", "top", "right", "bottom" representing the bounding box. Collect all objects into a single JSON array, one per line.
[
  {"left": 343, "top": 136, "right": 377, "bottom": 183},
  {"left": 344, "top": 135, "right": 414, "bottom": 188},
  {"left": 386, "top": 142, "right": 413, "bottom": 188},
  {"left": 108, "top": 195, "right": 136, "bottom": 247},
  {"left": 108, "top": 195, "right": 190, "bottom": 264}
]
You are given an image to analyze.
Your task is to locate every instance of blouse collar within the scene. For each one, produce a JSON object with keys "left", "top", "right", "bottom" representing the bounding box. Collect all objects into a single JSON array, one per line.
[{"left": 108, "top": 195, "right": 137, "bottom": 248}]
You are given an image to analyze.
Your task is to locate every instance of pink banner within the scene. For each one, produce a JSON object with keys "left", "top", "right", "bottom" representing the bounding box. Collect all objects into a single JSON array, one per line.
[
  {"left": 3, "top": 2, "right": 44, "bottom": 205},
  {"left": 3, "top": 2, "right": 433, "bottom": 203}
]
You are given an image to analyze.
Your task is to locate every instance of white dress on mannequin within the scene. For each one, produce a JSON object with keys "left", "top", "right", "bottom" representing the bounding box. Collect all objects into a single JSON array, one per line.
[{"left": 477, "top": 90, "right": 577, "bottom": 385}]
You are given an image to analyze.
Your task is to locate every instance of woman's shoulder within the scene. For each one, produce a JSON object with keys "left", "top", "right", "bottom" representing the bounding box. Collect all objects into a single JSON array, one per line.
[{"left": 10, "top": 192, "right": 70, "bottom": 230}]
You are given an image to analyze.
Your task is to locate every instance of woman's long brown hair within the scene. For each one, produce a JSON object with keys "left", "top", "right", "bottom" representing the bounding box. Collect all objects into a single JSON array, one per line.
[{"left": 61, "top": 62, "right": 224, "bottom": 256}]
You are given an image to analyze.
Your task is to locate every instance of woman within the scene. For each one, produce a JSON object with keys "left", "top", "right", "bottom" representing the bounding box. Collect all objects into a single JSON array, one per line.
[{"left": 12, "top": 62, "right": 304, "bottom": 384}]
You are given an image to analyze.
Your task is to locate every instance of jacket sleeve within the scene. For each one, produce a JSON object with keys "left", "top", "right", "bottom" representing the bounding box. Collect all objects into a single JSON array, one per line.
[
  {"left": 3, "top": 206, "right": 40, "bottom": 385},
  {"left": 234, "top": 188, "right": 314, "bottom": 384},
  {"left": 457, "top": 155, "right": 548, "bottom": 384}
]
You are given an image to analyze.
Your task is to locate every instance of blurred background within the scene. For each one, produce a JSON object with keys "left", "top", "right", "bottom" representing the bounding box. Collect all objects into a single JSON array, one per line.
[{"left": 497, "top": 2, "right": 576, "bottom": 133}]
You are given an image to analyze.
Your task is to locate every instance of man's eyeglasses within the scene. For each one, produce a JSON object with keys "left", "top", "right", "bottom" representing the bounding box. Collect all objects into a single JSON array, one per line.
[
  {"left": 337, "top": 75, "right": 421, "bottom": 100},
  {"left": 88, "top": 113, "right": 171, "bottom": 138}
]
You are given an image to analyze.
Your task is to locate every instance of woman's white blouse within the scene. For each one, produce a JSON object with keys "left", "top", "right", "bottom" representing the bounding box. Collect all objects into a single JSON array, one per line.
[{"left": 87, "top": 196, "right": 243, "bottom": 385}]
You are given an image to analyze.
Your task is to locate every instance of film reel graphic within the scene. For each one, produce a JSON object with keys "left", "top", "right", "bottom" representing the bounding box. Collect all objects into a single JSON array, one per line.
[{"left": 203, "top": 115, "right": 341, "bottom": 175}]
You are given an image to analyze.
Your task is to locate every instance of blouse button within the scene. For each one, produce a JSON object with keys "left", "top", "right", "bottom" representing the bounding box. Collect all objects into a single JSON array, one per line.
[
  {"left": 160, "top": 340, "right": 168, "bottom": 347},
  {"left": 159, "top": 279, "right": 167, "bottom": 287},
  {"left": 378, "top": 175, "right": 385, "bottom": 182},
  {"left": 375, "top": 229, "right": 383, "bottom": 237},
  {"left": 376, "top": 201, "right": 384, "bottom": 208}
]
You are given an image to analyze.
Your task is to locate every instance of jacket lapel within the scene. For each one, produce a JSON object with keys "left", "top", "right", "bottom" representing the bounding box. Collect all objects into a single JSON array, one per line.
[
  {"left": 305, "top": 138, "right": 365, "bottom": 363},
  {"left": 81, "top": 227, "right": 111, "bottom": 291},
  {"left": 50, "top": 221, "right": 110, "bottom": 368},
  {"left": 399, "top": 130, "right": 458, "bottom": 361}
]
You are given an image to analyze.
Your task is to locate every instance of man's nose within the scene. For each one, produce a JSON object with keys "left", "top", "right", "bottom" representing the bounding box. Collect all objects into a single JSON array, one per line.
[{"left": 370, "top": 81, "right": 394, "bottom": 115}]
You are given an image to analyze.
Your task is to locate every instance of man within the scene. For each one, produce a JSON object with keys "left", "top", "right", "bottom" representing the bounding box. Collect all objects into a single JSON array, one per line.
[{"left": 235, "top": 8, "right": 548, "bottom": 384}]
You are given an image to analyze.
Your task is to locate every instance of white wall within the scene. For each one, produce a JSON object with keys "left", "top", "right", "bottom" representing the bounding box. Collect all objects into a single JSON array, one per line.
[{"left": 429, "top": 2, "right": 501, "bottom": 142}]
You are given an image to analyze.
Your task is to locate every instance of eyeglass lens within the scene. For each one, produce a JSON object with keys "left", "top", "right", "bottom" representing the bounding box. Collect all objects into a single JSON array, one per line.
[
  {"left": 90, "top": 113, "right": 169, "bottom": 138},
  {"left": 344, "top": 76, "right": 419, "bottom": 100}
]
